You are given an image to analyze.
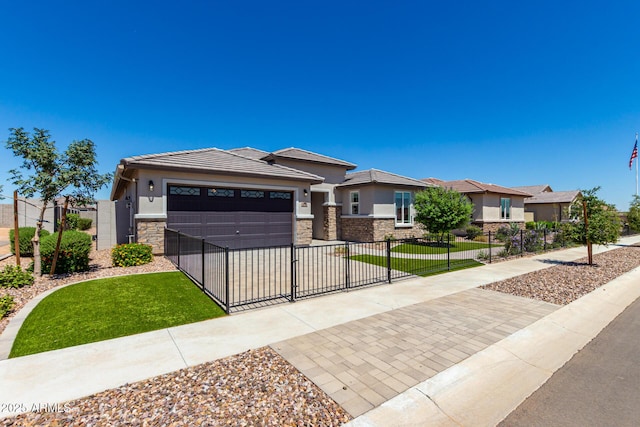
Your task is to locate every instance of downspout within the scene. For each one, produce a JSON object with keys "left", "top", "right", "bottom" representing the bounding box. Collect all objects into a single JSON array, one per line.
[{"left": 134, "top": 178, "right": 139, "bottom": 243}]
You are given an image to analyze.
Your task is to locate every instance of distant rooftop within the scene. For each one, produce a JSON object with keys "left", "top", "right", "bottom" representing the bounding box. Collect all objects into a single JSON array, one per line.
[
  {"left": 512, "top": 184, "right": 553, "bottom": 195},
  {"left": 525, "top": 190, "right": 581, "bottom": 204},
  {"left": 426, "top": 178, "right": 532, "bottom": 197}
]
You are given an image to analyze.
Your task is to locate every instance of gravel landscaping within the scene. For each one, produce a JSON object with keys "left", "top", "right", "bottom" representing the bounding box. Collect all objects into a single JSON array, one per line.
[
  {"left": 0, "top": 347, "right": 352, "bottom": 427},
  {"left": 482, "top": 245, "right": 640, "bottom": 305},
  {"left": 1, "top": 243, "right": 640, "bottom": 426}
]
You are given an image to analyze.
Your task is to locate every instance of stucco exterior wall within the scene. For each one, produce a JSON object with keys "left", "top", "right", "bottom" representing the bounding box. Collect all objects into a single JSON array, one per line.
[
  {"left": 337, "top": 185, "right": 421, "bottom": 221},
  {"left": 525, "top": 203, "right": 570, "bottom": 222}
]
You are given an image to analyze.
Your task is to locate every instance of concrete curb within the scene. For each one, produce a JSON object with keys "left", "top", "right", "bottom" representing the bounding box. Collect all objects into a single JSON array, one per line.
[{"left": 346, "top": 266, "right": 640, "bottom": 426}]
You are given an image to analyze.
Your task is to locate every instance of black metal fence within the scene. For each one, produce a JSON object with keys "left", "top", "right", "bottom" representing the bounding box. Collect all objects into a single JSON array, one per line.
[{"left": 165, "top": 227, "right": 574, "bottom": 313}]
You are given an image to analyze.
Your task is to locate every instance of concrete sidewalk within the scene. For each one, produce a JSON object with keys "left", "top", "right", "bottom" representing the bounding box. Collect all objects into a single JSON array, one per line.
[{"left": 1, "top": 236, "right": 639, "bottom": 422}]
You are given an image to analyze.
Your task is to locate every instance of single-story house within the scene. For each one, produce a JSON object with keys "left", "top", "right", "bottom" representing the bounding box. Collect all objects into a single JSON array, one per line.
[
  {"left": 512, "top": 184, "right": 581, "bottom": 222},
  {"left": 110, "top": 147, "right": 430, "bottom": 253},
  {"left": 422, "top": 178, "right": 532, "bottom": 233}
]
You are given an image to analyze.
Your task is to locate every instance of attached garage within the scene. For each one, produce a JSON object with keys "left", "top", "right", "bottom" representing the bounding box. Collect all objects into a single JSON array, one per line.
[
  {"left": 167, "top": 184, "right": 294, "bottom": 249},
  {"left": 110, "top": 147, "right": 323, "bottom": 254}
]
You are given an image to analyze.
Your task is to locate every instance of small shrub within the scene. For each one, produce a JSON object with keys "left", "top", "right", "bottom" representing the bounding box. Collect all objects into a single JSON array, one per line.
[
  {"left": 523, "top": 230, "right": 544, "bottom": 253},
  {"left": 40, "top": 230, "right": 92, "bottom": 274},
  {"left": 0, "top": 265, "right": 34, "bottom": 288},
  {"left": 525, "top": 221, "right": 536, "bottom": 230},
  {"left": 383, "top": 234, "right": 396, "bottom": 242},
  {"left": 58, "top": 214, "right": 80, "bottom": 230},
  {"left": 476, "top": 250, "right": 489, "bottom": 260},
  {"left": 77, "top": 218, "right": 93, "bottom": 230},
  {"left": 473, "top": 235, "right": 488, "bottom": 243},
  {"left": 423, "top": 232, "right": 457, "bottom": 243},
  {"left": 111, "top": 243, "right": 153, "bottom": 267},
  {"left": 9, "top": 227, "right": 51, "bottom": 257},
  {"left": 0, "top": 295, "right": 14, "bottom": 318},
  {"left": 64, "top": 213, "right": 80, "bottom": 230},
  {"left": 465, "top": 225, "right": 483, "bottom": 240}
]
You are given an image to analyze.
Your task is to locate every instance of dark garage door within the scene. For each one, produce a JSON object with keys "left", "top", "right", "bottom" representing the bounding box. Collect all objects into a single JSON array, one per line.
[{"left": 167, "top": 185, "right": 294, "bottom": 249}]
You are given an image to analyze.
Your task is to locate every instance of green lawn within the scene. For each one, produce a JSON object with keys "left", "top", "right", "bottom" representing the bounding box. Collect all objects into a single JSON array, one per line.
[
  {"left": 391, "top": 240, "right": 498, "bottom": 254},
  {"left": 10, "top": 271, "right": 226, "bottom": 358},
  {"left": 350, "top": 254, "right": 483, "bottom": 276}
]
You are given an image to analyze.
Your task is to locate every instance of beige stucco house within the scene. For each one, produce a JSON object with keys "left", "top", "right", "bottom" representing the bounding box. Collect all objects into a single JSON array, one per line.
[
  {"left": 422, "top": 178, "right": 532, "bottom": 232},
  {"left": 110, "top": 147, "right": 429, "bottom": 253},
  {"left": 513, "top": 185, "right": 581, "bottom": 222}
]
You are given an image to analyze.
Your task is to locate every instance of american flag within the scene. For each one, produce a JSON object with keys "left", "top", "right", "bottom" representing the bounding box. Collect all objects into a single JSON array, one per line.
[{"left": 630, "top": 135, "right": 638, "bottom": 170}]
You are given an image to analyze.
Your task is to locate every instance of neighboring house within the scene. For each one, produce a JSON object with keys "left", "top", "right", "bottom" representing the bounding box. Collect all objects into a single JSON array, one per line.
[
  {"left": 422, "top": 178, "right": 532, "bottom": 233},
  {"left": 513, "top": 184, "right": 581, "bottom": 223},
  {"left": 110, "top": 147, "right": 429, "bottom": 253}
]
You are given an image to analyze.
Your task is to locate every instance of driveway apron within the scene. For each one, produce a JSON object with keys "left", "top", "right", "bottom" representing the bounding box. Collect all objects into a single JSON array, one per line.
[{"left": 272, "top": 287, "right": 558, "bottom": 417}]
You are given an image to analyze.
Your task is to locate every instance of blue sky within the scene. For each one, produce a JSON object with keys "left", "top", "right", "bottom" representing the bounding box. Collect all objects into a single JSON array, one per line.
[{"left": 1, "top": 1, "right": 640, "bottom": 209}]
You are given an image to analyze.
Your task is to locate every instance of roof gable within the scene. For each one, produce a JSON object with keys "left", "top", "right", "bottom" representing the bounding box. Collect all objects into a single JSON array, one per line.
[
  {"left": 339, "top": 169, "right": 429, "bottom": 188},
  {"left": 227, "top": 147, "right": 269, "bottom": 160},
  {"left": 264, "top": 147, "right": 357, "bottom": 170}
]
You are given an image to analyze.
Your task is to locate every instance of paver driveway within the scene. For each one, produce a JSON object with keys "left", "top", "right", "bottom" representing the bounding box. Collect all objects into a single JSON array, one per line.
[{"left": 272, "top": 287, "right": 558, "bottom": 417}]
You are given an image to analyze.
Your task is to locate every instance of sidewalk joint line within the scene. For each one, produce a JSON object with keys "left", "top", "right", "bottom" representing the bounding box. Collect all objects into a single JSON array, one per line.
[
  {"left": 166, "top": 329, "right": 189, "bottom": 368},
  {"left": 415, "top": 388, "right": 464, "bottom": 426}
]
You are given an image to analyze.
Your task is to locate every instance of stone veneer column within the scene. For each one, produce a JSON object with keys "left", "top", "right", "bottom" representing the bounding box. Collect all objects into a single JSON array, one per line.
[
  {"left": 296, "top": 218, "right": 313, "bottom": 246},
  {"left": 136, "top": 219, "right": 166, "bottom": 254},
  {"left": 323, "top": 205, "right": 342, "bottom": 241}
]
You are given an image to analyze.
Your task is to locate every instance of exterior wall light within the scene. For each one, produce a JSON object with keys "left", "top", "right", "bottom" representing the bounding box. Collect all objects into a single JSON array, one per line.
[
  {"left": 148, "top": 180, "right": 155, "bottom": 192},
  {"left": 303, "top": 189, "right": 308, "bottom": 197}
]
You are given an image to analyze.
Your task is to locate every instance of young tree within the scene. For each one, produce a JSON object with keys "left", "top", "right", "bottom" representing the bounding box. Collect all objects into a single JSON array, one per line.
[
  {"left": 568, "top": 187, "right": 620, "bottom": 265},
  {"left": 5, "top": 128, "right": 111, "bottom": 275},
  {"left": 627, "top": 195, "right": 640, "bottom": 233},
  {"left": 414, "top": 186, "right": 474, "bottom": 243}
]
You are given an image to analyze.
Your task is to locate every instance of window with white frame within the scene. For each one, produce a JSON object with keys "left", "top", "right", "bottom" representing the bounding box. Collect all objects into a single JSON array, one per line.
[
  {"left": 350, "top": 191, "right": 360, "bottom": 215},
  {"left": 395, "top": 191, "right": 411, "bottom": 224},
  {"left": 500, "top": 197, "right": 511, "bottom": 219}
]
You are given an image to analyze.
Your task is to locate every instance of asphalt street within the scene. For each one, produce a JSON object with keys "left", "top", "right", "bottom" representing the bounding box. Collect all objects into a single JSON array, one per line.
[{"left": 499, "top": 294, "right": 640, "bottom": 427}]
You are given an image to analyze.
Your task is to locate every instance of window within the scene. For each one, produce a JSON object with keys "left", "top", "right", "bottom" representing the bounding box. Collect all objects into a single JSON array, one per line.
[
  {"left": 169, "top": 186, "right": 200, "bottom": 196},
  {"left": 350, "top": 191, "right": 359, "bottom": 215},
  {"left": 395, "top": 191, "right": 411, "bottom": 224},
  {"left": 270, "top": 191, "right": 291, "bottom": 199},
  {"left": 208, "top": 188, "right": 234, "bottom": 197},
  {"left": 241, "top": 190, "right": 264, "bottom": 198},
  {"left": 500, "top": 197, "right": 511, "bottom": 219}
]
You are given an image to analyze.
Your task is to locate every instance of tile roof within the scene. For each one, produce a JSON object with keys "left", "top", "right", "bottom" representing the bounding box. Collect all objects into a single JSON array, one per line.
[
  {"left": 227, "top": 147, "right": 269, "bottom": 159},
  {"left": 512, "top": 184, "right": 553, "bottom": 195},
  {"left": 264, "top": 147, "right": 357, "bottom": 170},
  {"left": 421, "top": 177, "right": 445, "bottom": 186},
  {"left": 338, "top": 169, "right": 430, "bottom": 188},
  {"left": 119, "top": 147, "right": 324, "bottom": 182},
  {"left": 525, "top": 190, "right": 581, "bottom": 204},
  {"left": 432, "top": 179, "right": 533, "bottom": 197}
]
